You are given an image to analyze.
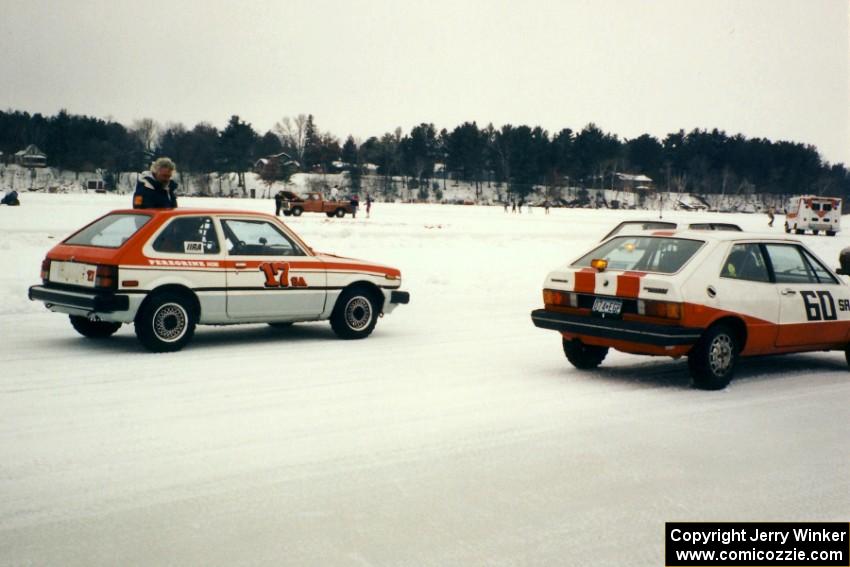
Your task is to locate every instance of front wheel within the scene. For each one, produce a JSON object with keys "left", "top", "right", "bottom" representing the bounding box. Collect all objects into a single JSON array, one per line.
[
  {"left": 283, "top": 211, "right": 292, "bottom": 217},
  {"left": 330, "top": 288, "right": 379, "bottom": 339},
  {"left": 291, "top": 207, "right": 303, "bottom": 217},
  {"left": 135, "top": 292, "right": 196, "bottom": 352},
  {"left": 69, "top": 315, "right": 122, "bottom": 339},
  {"left": 335, "top": 208, "right": 346, "bottom": 218},
  {"left": 562, "top": 338, "right": 608, "bottom": 369},
  {"left": 688, "top": 323, "right": 739, "bottom": 390}
]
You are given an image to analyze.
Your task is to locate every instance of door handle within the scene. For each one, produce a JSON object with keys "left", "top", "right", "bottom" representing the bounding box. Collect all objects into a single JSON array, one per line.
[
  {"left": 234, "top": 262, "right": 247, "bottom": 269},
  {"left": 780, "top": 288, "right": 797, "bottom": 296}
]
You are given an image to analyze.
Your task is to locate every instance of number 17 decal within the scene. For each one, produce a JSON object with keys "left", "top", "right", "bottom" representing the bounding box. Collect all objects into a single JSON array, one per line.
[{"left": 259, "top": 262, "right": 308, "bottom": 288}]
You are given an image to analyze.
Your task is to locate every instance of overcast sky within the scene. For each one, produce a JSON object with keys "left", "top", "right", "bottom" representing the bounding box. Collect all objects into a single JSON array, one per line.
[{"left": 2, "top": 0, "right": 848, "bottom": 165}]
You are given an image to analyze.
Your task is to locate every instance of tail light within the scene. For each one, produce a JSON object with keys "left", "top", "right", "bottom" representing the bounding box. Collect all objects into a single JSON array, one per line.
[
  {"left": 637, "top": 299, "right": 682, "bottom": 320},
  {"left": 41, "top": 258, "right": 51, "bottom": 281},
  {"left": 543, "top": 289, "right": 578, "bottom": 307},
  {"left": 95, "top": 265, "right": 118, "bottom": 290}
]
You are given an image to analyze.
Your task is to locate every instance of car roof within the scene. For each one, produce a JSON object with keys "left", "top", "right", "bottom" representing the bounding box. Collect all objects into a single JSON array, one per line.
[
  {"left": 109, "top": 208, "right": 276, "bottom": 218},
  {"left": 649, "top": 229, "right": 803, "bottom": 243}
]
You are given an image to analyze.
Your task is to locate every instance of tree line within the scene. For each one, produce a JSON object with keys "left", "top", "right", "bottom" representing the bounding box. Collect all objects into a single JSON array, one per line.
[{"left": 1, "top": 108, "right": 847, "bottom": 199}]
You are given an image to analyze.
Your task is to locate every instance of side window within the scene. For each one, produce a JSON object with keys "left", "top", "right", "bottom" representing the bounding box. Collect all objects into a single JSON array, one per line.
[
  {"left": 720, "top": 243, "right": 770, "bottom": 282},
  {"left": 801, "top": 248, "right": 838, "bottom": 284},
  {"left": 152, "top": 216, "right": 220, "bottom": 254},
  {"left": 764, "top": 244, "right": 817, "bottom": 284},
  {"left": 221, "top": 219, "right": 304, "bottom": 256}
]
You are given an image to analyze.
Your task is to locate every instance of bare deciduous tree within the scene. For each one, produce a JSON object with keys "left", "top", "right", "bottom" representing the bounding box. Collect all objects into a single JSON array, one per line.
[
  {"left": 274, "top": 114, "right": 308, "bottom": 166},
  {"left": 131, "top": 118, "right": 160, "bottom": 153}
]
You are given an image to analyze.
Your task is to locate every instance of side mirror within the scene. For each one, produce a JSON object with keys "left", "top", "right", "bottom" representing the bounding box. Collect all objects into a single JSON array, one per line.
[{"left": 839, "top": 247, "right": 850, "bottom": 275}]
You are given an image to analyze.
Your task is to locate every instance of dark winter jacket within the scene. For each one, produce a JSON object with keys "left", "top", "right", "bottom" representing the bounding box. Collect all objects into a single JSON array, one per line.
[{"left": 133, "top": 172, "right": 178, "bottom": 209}]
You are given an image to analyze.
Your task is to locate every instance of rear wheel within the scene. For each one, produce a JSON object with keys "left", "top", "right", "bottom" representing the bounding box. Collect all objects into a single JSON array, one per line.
[
  {"left": 69, "top": 315, "right": 122, "bottom": 339},
  {"left": 330, "top": 288, "right": 379, "bottom": 339},
  {"left": 688, "top": 323, "right": 739, "bottom": 390},
  {"left": 135, "top": 292, "right": 196, "bottom": 352},
  {"left": 283, "top": 211, "right": 292, "bottom": 217},
  {"left": 326, "top": 212, "right": 334, "bottom": 218},
  {"left": 562, "top": 338, "right": 608, "bottom": 370}
]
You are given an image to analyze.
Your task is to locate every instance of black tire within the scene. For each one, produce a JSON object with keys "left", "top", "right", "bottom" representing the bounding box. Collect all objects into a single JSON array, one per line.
[
  {"left": 326, "top": 212, "right": 334, "bottom": 218},
  {"left": 69, "top": 315, "right": 122, "bottom": 339},
  {"left": 330, "top": 287, "right": 380, "bottom": 339},
  {"left": 335, "top": 208, "right": 346, "bottom": 218},
  {"left": 291, "top": 207, "right": 303, "bottom": 217},
  {"left": 687, "top": 323, "right": 739, "bottom": 390},
  {"left": 283, "top": 211, "right": 292, "bottom": 217},
  {"left": 827, "top": 230, "right": 836, "bottom": 237},
  {"left": 134, "top": 292, "right": 196, "bottom": 352},
  {"left": 562, "top": 338, "right": 608, "bottom": 370},
  {"left": 268, "top": 322, "right": 293, "bottom": 329}
]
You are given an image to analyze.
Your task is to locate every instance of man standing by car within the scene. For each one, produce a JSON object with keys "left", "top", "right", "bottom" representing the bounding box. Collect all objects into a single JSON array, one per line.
[{"left": 133, "top": 157, "right": 178, "bottom": 209}]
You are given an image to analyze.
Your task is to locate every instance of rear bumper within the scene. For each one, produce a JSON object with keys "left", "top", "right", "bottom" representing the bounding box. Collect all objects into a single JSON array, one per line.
[
  {"left": 29, "top": 285, "right": 130, "bottom": 313},
  {"left": 531, "top": 308, "right": 702, "bottom": 347}
]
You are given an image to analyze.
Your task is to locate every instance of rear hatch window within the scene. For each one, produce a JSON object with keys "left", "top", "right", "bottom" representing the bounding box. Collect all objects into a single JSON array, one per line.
[
  {"left": 65, "top": 213, "right": 152, "bottom": 248},
  {"left": 573, "top": 236, "right": 704, "bottom": 274}
]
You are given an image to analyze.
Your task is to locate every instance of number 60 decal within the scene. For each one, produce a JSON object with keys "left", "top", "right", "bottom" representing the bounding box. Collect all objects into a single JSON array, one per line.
[
  {"left": 259, "top": 262, "right": 308, "bottom": 287},
  {"left": 800, "top": 290, "right": 837, "bottom": 321}
]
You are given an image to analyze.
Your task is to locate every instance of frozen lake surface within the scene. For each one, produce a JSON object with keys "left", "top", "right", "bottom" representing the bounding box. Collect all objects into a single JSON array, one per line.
[{"left": 1, "top": 194, "right": 848, "bottom": 565}]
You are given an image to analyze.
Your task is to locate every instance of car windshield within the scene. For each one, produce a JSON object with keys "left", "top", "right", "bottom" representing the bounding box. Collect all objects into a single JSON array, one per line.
[
  {"left": 65, "top": 213, "right": 152, "bottom": 248},
  {"left": 573, "top": 236, "right": 704, "bottom": 274}
]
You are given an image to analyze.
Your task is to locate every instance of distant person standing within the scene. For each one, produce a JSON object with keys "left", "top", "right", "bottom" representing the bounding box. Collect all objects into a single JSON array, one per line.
[
  {"left": 274, "top": 191, "right": 284, "bottom": 216},
  {"left": 331, "top": 185, "right": 340, "bottom": 200},
  {"left": 133, "top": 157, "right": 178, "bottom": 209},
  {"left": 503, "top": 201, "right": 509, "bottom": 213},
  {"left": 767, "top": 206, "right": 775, "bottom": 227},
  {"left": 511, "top": 200, "right": 516, "bottom": 213},
  {"left": 543, "top": 199, "right": 551, "bottom": 214},
  {"left": 365, "top": 193, "right": 373, "bottom": 218},
  {"left": 350, "top": 194, "right": 360, "bottom": 219}
]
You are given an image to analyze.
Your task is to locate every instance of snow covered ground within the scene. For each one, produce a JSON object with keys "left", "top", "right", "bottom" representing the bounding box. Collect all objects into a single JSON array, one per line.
[{"left": 1, "top": 194, "right": 848, "bottom": 566}]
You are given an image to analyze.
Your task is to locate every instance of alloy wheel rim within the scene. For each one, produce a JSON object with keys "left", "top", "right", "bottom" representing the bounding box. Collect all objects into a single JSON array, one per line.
[
  {"left": 345, "top": 297, "right": 372, "bottom": 330},
  {"left": 153, "top": 303, "right": 188, "bottom": 342},
  {"left": 708, "top": 334, "right": 733, "bottom": 375}
]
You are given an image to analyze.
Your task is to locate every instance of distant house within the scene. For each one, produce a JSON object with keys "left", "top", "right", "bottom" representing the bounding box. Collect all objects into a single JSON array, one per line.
[
  {"left": 15, "top": 145, "right": 47, "bottom": 168},
  {"left": 253, "top": 151, "right": 299, "bottom": 176},
  {"left": 613, "top": 173, "right": 653, "bottom": 193}
]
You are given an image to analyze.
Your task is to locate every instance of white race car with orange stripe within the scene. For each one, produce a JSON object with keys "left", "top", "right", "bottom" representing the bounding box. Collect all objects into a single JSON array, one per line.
[
  {"left": 531, "top": 230, "right": 850, "bottom": 389},
  {"left": 29, "top": 208, "right": 409, "bottom": 352}
]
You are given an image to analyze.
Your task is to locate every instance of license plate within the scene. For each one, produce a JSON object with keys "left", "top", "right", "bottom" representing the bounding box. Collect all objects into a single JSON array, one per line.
[
  {"left": 49, "top": 261, "right": 98, "bottom": 288},
  {"left": 592, "top": 297, "right": 622, "bottom": 317}
]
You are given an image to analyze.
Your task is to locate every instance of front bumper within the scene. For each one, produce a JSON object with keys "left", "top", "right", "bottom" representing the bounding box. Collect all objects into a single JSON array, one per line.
[
  {"left": 29, "top": 285, "right": 130, "bottom": 313},
  {"left": 531, "top": 308, "right": 702, "bottom": 347},
  {"left": 390, "top": 290, "right": 410, "bottom": 304}
]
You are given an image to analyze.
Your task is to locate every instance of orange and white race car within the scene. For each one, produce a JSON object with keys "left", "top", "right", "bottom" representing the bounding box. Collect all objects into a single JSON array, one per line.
[
  {"left": 29, "top": 208, "right": 409, "bottom": 352},
  {"left": 531, "top": 230, "right": 850, "bottom": 389}
]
